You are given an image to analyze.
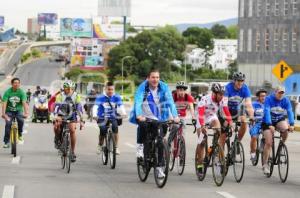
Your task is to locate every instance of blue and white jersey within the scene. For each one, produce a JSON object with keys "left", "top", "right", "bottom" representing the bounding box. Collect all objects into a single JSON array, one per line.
[
  {"left": 93, "top": 94, "right": 125, "bottom": 120},
  {"left": 252, "top": 101, "right": 264, "bottom": 123},
  {"left": 263, "top": 93, "right": 294, "bottom": 126},
  {"left": 224, "top": 82, "right": 251, "bottom": 112}
]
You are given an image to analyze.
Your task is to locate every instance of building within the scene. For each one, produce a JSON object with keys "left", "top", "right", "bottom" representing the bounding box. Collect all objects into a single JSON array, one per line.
[
  {"left": 238, "top": 0, "right": 300, "bottom": 90},
  {"left": 186, "top": 39, "right": 237, "bottom": 70},
  {"left": 27, "top": 18, "right": 40, "bottom": 35}
]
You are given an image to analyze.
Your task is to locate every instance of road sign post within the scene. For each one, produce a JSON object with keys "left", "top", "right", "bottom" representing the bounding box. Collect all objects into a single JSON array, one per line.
[{"left": 272, "top": 60, "right": 293, "bottom": 82}]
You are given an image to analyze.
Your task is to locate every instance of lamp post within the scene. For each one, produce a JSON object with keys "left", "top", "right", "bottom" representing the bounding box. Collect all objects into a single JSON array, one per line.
[{"left": 121, "top": 56, "right": 133, "bottom": 96}]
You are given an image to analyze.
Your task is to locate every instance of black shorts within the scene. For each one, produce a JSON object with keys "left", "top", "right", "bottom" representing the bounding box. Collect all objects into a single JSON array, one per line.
[{"left": 261, "top": 118, "right": 286, "bottom": 131}]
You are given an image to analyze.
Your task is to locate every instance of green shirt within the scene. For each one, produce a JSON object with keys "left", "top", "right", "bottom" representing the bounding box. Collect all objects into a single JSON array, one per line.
[{"left": 2, "top": 87, "right": 27, "bottom": 112}]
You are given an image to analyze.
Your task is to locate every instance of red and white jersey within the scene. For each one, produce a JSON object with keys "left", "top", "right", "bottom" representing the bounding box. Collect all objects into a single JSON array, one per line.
[{"left": 197, "top": 94, "right": 232, "bottom": 127}]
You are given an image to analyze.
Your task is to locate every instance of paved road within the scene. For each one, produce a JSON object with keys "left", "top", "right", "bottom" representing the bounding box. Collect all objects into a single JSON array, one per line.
[{"left": 1, "top": 59, "right": 300, "bottom": 198}]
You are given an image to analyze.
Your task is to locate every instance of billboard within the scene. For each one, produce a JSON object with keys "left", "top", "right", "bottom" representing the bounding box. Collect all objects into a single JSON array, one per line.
[
  {"left": 60, "top": 18, "right": 92, "bottom": 37},
  {"left": 0, "top": 28, "right": 15, "bottom": 42},
  {"left": 38, "top": 13, "right": 58, "bottom": 25},
  {"left": 93, "top": 23, "right": 123, "bottom": 40},
  {"left": 85, "top": 56, "right": 104, "bottom": 67},
  {"left": 0, "top": 16, "right": 4, "bottom": 27},
  {"left": 98, "top": 0, "right": 131, "bottom": 17}
]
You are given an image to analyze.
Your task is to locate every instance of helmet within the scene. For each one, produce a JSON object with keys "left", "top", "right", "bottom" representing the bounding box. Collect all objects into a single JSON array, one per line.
[
  {"left": 211, "top": 83, "right": 225, "bottom": 94},
  {"left": 176, "top": 81, "right": 188, "bottom": 90},
  {"left": 233, "top": 72, "right": 246, "bottom": 81},
  {"left": 256, "top": 88, "right": 267, "bottom": 97},
  {"left": 63, "top": 80, "right": 76, "bottom": 89}
]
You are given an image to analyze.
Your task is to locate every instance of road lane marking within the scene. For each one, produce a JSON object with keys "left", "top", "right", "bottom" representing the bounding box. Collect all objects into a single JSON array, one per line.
[
  {"left": 216, "top": 192, "right": 236, "bottom": 198},
  {"left": 23, "top": 130, "right": 28, "bottom": 134},
  {"left": 2, "top": 185, "right": 15, "bottom": 198},
  {"left": 11, "top": 156, "right": 21, "bottom": 164},
  {"left": 125, "top": 142, "right": 135, "bottom": 149}
]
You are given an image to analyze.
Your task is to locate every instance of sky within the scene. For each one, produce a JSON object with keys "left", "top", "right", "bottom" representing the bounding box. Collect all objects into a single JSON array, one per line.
[{"left": 0, "top": 0, "right": 238, "bottom": 32}]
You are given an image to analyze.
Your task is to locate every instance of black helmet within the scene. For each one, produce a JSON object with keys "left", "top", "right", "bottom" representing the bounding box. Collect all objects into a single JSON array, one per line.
[
  {"left": 233, "top": 72, "right": 246, "bottom": 81},
  {"left": 211, "top": 83, "right": 225, "bottom": 94},
  {"left": 256, "top": 88, "right": 267, "bottom": 97},
  {"left": 176, "top": 81, "right": 188, "bottom": 90}
]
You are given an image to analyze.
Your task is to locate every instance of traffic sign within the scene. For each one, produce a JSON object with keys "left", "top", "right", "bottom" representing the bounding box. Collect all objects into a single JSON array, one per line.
[{"left": 272, "top": 60, "right": 293, "bottom": 82}]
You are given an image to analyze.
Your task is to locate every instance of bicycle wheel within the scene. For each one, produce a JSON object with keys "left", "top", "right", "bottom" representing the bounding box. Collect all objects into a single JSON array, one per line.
[
  {"left": 195, "top": 144, "right": 208, "bottom": 181},
  {"left": 278, "top": 143, "right": 289, "bottom": 183},
  {"left": 137, "top": 155, "right": 150, "bottom": 182},
  {"left": 169, "top": 138, "right": 176, "bottom": 171},
  {"left": 65, "top": 134, "right": 71, "bottom": 173},
  {"left": 177, "top": 137, "right": 186, "bottom": 176},
  {"left": 212, "top": 144, "right": 226, "bottom": 187},
  {"left": 108, "top": 133, "right": 116, "bottom": 169},
  {"left": 11, "top": 127, "right": 17, "bottom": 157},
  {"left": 154, "top": 141, "right": 169, "bottom": 188},
  {"left": 252, "top": 137, "right": 260, "bottom": 166},
  {"left": 101, "top": 137, "right": 108, "bottom": 165},
  {"left": 233, "top": 141, "right": 245, "bottom": 183},
  {"left": 61, "top": 154, "right": 65, "bottom": 169},
  {"left": 224, "top": 141, "right": 230, "bottom": 176},
  {"left": 266, "top": 144, "right": 274, "bottom": 178}
]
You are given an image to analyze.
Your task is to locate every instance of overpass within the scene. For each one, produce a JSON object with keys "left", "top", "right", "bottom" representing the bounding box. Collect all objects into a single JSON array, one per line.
[{"left": 30, "top": 40, "right": 71, "bottom": 49}]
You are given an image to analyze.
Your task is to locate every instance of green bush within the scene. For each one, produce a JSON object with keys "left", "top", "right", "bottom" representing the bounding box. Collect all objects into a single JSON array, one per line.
[
  {"left": 31, "top": 49, "right": 41, "bottom": 58},
  {"left": 21, "top": 53, "right": 31, "bottom": 63}
]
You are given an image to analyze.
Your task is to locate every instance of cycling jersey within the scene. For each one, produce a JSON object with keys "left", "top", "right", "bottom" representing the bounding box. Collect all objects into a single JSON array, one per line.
[
  {"left": 252, "top": 101, "right": 264, "bottom": 123},
  {"left": 197, "top": 94, "right": 232, "bottom": 127},
  {"left": 173, "top": 93, "right": 194, "bottom": 118},
  {"left": 54, "top": 92, "right": 83, "bottom": 119},
  {"left": 263, "top": 93, "right": 294, "bottom": 126},
  {"left": 224, "top": 82, "right": 251, "bottom": 113},
  {"left": 93, "top": 94, "right": 125, "bottom": 119}
]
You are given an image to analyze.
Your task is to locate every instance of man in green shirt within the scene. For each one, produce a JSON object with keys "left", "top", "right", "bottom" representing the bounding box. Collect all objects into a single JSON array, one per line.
[{"left": 1, "top": 77, "right": 29, "bottom": 148}]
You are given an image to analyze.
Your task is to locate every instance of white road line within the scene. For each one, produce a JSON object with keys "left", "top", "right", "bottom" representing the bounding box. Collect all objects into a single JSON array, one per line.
[
  {"left": 11, "top": 156, "right": 21, "bottom": 164},
  {"left": 23, "top": 130, "right": 28, "bottom": 134},
  {"left": 2, "top": 185, "right": 15, "bottom": 198},
  {"left": 125, "top": 142, "right": 136, "bottom": 149},
  {"left": 216, "top": 192, "right": 237, "bottom": 198}
]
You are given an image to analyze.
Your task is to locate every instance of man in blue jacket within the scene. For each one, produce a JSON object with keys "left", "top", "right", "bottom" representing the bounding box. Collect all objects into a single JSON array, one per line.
[
  {"left": 130, "top": 69, "right": 180, "bottom": 179},
  {"left": 261, "top": 86, "right": 294, "bottom": 175}
]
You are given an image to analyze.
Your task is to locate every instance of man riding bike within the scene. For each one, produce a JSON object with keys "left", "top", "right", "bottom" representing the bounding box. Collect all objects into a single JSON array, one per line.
[
  {"left": 130, "top": 69, "right": 180, "bottom": 179},
  {"left": 53, "top": 80, "right": 84, "bottom": 162},
  {"left": 249, "top": 89, "right": 267, "bottom": 162},
  {"left": 26, "top": 89, "right": 32, "bottom": 103},
  {"left": 261, "top": 86, "right": 294, "bottom": 175},
  {"left": 195, "top": 83, "right": 232, "bottom": 176},
  {"left": 86, "top": 88, "right": 97, "bottom": 120},
  {"left": 2, "top": 78, "right": 29, "bottom": 148},
  {"left": 223, "top": 72, "right": 254, "bottom": 143},
  {"left": 93, "top": 82, "right": 126, "bottom": 155}
]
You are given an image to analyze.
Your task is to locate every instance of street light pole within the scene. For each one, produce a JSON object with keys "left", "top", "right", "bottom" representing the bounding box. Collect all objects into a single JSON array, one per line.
[
  {"left": 184, "top": 54, "right": 187, "bottom": 83},
  {"left": 121, "top": 56, "right": 133, "bottom": 96}
]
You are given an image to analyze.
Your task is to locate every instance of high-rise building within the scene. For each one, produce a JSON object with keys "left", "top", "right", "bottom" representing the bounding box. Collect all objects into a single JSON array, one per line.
[
  {"left": 238, "top": 0, "right": 300, "bottom": 90},
  {"left": 27, "top": 18, "right": 40, "bottom": 35}
]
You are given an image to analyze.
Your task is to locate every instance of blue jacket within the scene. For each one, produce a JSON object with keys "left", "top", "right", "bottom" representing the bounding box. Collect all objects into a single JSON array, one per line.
[
  {"left": 263, "top": 93, "right": 294, "bottom": 126},
  {"left": 94, "top": 94, "right": 123, "bottom": 119},
  {"left": 129, "top": 80, "right": 178, "bottom": 124}
]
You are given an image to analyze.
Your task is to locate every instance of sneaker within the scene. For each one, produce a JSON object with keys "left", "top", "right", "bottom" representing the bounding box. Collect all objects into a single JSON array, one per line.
[
  {"left": 18, "top": 136, "right": 24, "bottom": 142},
  {"left": 263, "top": 164, "right": 270, "bottom": 175},
  {"left": 116, "top": 147, "right": 120, "bottom": 155},
  {"left": 3, "top": 143, "right": 9, "bottom": 149},
  {"left": 156, "top": 167, "right": 165, "bottom": 179},
  {"left": 96, "top": 145, "right": 101, "bottom": 155},
  {"left": 197, "top": 164, "right": 204, "bottom": 177},
  {"left": 136, "top": 144, "right": 144, "bottom": 158},
  {"left": 71, "top": 153, "right": 77, "bottom": 163},
  {"left": 250, "top": 153, "right": 256, "bottom": 162}
]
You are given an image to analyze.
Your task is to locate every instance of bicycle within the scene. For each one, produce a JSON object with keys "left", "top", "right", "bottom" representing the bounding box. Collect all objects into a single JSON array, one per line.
[
  {"left": 10, "top": 116, "right": 19, "bottom": 158},
  {"left": 195, "top": 124, "right": 226, "bottom": 187},
  {"left": 251, "top": 129, "right": 263, "bottom": 166},
  {"left": 261, "top": 129, "right": 290, "bottom": 183},
  {"left": 59, "top": 116, "right": 72, "bottom": 173},
  {"left": 223, "top": 121, "right": 245, "bottom": 183},
  {"left": 101, "top": 119, "right": 117, "bottom": 169},
  {"left": 168, "top": 120, "right": 186, "bottom": 176},
  {"left": 137, "top": 119, "right": 170, "bottom": 188}
]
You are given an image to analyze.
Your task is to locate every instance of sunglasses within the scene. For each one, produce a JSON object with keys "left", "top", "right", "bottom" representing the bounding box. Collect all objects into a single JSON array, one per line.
[{"left": 278, "top": 91, "right": 285, "bottom": 94}]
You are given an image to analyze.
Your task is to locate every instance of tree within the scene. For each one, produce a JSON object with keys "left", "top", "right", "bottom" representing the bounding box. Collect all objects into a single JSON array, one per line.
[
  {"left": 228, "top": 60, "right": 238, "bottom": 79},
  {"left": 182, "top": 27, "right": 214, "bottom": 50},
  {"left": 227, "top": 25, "right": 238, "bottom": 39},
  {"left": 211, "top": 24, "right": 229, "bottom": 39},
  {"left": 108, "top": 26, "right": 186, "bottom": 84}
]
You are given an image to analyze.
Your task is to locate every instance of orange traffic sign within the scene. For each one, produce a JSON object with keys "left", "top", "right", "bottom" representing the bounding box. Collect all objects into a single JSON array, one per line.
[{"left": 272, "top": 60, "right": 293, "bottom": 82}]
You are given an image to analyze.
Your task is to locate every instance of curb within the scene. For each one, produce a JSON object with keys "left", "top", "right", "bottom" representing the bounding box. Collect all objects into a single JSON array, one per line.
[{"left": 295, "top": 125, "right": 300, "bottom": 132}]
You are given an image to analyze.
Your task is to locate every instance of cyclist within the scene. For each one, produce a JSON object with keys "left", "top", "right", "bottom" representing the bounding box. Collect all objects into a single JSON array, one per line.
[
  {"left": 26, "top": 89, "right": 32, "bottom": 103},
  {"left": 249, "top": 89, "right": 267, "bottom": 162},
  {"left": 261, "top": 86, "right": 294, "bottom": 175},
  {"left": 195, "top": 83, "right": 232, "bottom": 176},
  {"left": 223, "top": 72, "right": 254, "bottom": 143},
  {"left": 1, "top": 77, "right": 29, "bottom": 148},
  {"left": 93, "top": 82, "right": 126, "bottom": 155},
  {"left": 168, "top": 81, "right": 196, "bottom": 144},
  {"left": 130, "top": 69, "right": 180, "bottom": 179},
  {"left": 86, "top": 88, "right": 97, "bottom": 120},
  {"left": 53, "top": 80, "right": 84, "bottom": 162}
]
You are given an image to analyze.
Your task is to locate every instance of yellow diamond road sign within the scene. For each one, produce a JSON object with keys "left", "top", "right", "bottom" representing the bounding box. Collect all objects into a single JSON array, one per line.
[{"left": 272, "top": 60, "right": 293, "bottom": 82}]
